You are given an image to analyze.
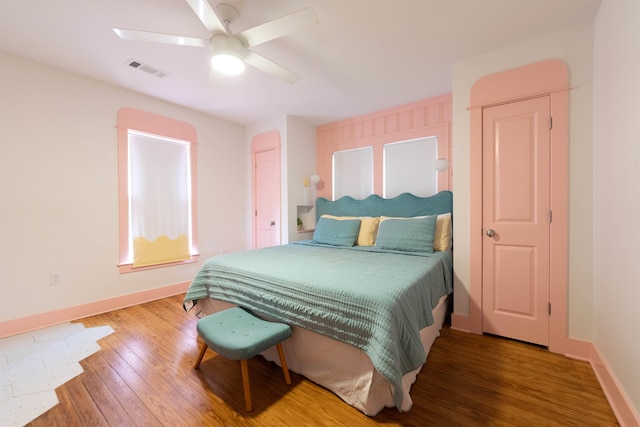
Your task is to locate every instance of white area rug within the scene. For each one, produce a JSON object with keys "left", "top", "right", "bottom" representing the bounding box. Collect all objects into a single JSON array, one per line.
[{"left": 0, "top": 322, "right": 114, "bottom": 427}]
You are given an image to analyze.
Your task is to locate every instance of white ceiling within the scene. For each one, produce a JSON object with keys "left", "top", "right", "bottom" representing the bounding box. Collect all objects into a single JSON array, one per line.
[{"left": 0, "top": 0, "right": 601, "bottom": 126}]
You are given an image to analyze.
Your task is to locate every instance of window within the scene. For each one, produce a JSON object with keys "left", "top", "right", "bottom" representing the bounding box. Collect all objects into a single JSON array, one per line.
[
  {"left": 332, "top": 147, "right": 373, "bottom": 200},
  {"left": 117, "top": 108, "right": 198, "bottom": 273},
  {"left": 383, "top": 137, "right": 439, "bottom": 198}
]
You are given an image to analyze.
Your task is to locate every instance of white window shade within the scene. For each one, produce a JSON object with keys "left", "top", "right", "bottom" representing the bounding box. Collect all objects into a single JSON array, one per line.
[
  {"left": 384, "top": 137, "right": 438, "bottom": 198},
  {"left": 128, "top": 131, "right": 191, "bottom": 267},
  {"left": 332, "top": 147, "right": 373, "bottom": 200}
]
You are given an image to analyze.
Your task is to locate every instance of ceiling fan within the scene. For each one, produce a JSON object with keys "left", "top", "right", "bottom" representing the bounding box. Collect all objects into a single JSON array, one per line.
[{"left": 113, "top": 0, "right": 318, "bottom": 84}]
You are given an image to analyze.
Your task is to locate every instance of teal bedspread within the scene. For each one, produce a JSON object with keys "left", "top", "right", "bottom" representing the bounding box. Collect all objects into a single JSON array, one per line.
[{"left": 183, "top": 242, "right": 452, "bottom": 410}]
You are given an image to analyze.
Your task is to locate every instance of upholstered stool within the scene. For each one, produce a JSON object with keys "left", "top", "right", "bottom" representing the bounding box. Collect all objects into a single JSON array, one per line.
[{"left": 194, "top": 307, "right": 292, "bottom": 411}]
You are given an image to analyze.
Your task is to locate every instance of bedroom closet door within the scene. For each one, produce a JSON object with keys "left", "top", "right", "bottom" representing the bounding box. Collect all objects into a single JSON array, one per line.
[
  {"left": 482, "top": 96, "right": 551, "bottom": 346},
  {"left": 252, "top": 131, "right": 281, "bottom": 250},
  {"left": 254, "top": 148, "right": 281, "bottom": 249}
]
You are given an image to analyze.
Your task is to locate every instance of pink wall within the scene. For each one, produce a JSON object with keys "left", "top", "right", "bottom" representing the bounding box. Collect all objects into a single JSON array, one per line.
[{"left": 316, "top": 94, "right": 452, "bottom": 199}]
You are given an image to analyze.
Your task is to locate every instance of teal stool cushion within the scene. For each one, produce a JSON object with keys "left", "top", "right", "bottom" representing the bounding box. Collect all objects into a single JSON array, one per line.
[{"left": 196, "top": 307, "right": 292, "bottom": 360}]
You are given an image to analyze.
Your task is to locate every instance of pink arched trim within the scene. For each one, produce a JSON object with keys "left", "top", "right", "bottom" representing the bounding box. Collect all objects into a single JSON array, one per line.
[
  {"left": 116, "top": 107, "right": 199, "bottom": 273},
  {"left": 452, "top": 60, "right": 570, "bottom": 356}
]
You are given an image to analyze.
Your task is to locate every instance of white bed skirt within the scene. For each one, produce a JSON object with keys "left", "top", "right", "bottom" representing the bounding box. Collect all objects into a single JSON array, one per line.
[{"left": 193, "top": 294, "right": 450, "bottom": 416}]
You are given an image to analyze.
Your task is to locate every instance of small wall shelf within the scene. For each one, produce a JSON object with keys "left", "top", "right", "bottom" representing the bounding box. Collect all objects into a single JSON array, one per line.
[{"left": 296, "top": 204, "right": 316, "bottom": 233}]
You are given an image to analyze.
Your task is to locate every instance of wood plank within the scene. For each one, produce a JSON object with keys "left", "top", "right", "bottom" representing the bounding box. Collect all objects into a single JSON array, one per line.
[
  {"left": 85, "top": 349, "right": 160, "bottom": 425},
  {"left": 60, "top": 375, "right": 109, "bottom": 426},
  {"left": 77, "top": 357, "right": 134, "bottom": 426}
]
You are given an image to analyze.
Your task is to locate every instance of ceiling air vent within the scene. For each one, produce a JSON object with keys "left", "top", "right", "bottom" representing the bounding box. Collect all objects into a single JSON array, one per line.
[{"left": 126, "top": 59, "right": 168, "bottom": 78}]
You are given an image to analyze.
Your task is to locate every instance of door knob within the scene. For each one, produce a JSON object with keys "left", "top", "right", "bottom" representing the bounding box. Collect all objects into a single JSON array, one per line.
[
  {"left": 270, "top": 221, "right": 276, "bottom": 226},
  {"left": 486, "top": 229, "right": 495, "bottom": 237}
]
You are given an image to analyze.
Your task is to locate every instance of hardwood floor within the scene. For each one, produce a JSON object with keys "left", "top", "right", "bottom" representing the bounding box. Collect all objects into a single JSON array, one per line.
[{"left": 27, "top": 295, "right": 618, "bottom": 426}]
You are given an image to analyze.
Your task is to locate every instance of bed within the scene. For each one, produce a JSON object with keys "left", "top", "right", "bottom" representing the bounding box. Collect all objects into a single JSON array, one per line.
[{"left": 183, "top": 191, "right": 453, "bottom": 415}]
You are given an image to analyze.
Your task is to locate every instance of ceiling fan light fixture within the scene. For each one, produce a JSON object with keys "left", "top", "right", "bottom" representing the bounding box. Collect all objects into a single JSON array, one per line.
[
  {"left": 211, "top": 52, "right": 245, "bottom": 75},
  {"left": 211, "top": 34, "right": 245, "bottom": 75}
]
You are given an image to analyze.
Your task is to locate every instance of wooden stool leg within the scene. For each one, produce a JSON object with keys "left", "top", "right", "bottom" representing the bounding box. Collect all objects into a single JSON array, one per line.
[
  {"left": 240, "top": 359, "right": 252, "bottom": 411},
  {"left": 194, "top": 343, "right": 208, "bottom": 369},
  {"left": 276, "top": 343, "right": 292, "bottom": 385}
]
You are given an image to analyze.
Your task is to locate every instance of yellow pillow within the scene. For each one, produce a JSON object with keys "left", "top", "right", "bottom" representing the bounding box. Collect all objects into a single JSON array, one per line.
[
  {"left": 433, "top": 213, "right": 452, "bottom": 252},
  {"left": 321, "top": 215, "right": 380, "bottom": 246},
  {"left": 380, "top": 213, "right": 452, "bottom": 252}
]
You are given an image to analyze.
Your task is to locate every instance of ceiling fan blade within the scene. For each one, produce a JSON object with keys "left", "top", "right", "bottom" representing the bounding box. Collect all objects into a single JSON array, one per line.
[
  {"left": 244, "top": 51, "right": 300, "bottom": 84},
  {"left": 237, "top": 7, "right": 318, "bottom": 47},
  {"left": 113, "top": 28, "right": 209, "bottom": 48},
  {"left": 185, "top": 0, "right": 226, "bottom": 34}
]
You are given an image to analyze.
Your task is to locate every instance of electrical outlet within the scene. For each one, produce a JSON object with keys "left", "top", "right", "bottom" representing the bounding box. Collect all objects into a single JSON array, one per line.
[{"left": 50, "top": 272, "right": 62, "bottom": 285}]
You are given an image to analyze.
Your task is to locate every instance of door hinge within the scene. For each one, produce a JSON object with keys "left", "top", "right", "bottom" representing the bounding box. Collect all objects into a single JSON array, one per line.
[
  {"left": 255, "top": 209, "right": 257, "bottom": 217},
  {"left": 548, "top": 303, "right": 552, "bottom": 315},
  {"left": 548, "top": 210, "right": 553, "bottom": 223},
  {"left": 549, "top": 117, "right": 553, "bottom": 129}
]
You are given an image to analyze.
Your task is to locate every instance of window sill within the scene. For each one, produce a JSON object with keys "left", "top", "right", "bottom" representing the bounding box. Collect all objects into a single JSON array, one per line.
[{"left": 118, "top": 254, "right": 200, "bottom": 274}]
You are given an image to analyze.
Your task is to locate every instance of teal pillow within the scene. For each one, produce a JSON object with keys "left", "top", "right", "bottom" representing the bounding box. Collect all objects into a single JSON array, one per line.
[
  {"left": 375, "top": 216, "right": 437, "bottom": 253},
  {"left": 313, "top": 217, "right": 361, "bottom": 247}
]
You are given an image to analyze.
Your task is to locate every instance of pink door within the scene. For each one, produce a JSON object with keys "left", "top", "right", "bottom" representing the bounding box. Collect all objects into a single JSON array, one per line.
[
  {"left": 482, "top": 96, "right": 551, "bottom": 346},
  {"left": 254, "top": 147, "right": 281, "bottom": 249}
]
